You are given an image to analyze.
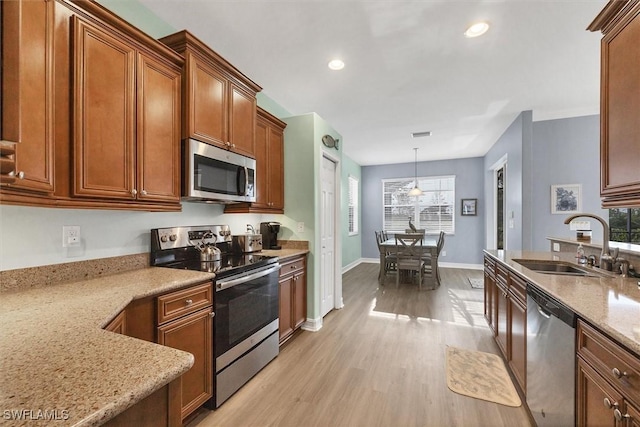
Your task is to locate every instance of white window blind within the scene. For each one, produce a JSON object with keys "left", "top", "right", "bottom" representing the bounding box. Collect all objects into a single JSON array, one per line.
[
  {"left": 348, "top": 176, "right": 359, "bottom": 235},
  {"left": 382, "top": 175, "right": 455, "bottom": 233}
]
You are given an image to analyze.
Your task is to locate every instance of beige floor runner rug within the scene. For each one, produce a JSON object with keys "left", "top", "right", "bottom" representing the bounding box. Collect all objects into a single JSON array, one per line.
[{"left": 445, "top": 346, "right": 521, "bottom": 407}]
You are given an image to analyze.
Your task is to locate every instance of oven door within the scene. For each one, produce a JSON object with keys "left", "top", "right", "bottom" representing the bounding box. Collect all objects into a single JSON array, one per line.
[
  {"left": 184, "top": 138, "right": 256, "bottom": 203},
  {"left": 214, "top": 264, "right": 280, "bottom": 360}
]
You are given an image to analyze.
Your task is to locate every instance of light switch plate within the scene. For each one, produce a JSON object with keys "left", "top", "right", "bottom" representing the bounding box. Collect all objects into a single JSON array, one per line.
[{"left": 553, "top": 242, "right": 560, "bottom": 252}]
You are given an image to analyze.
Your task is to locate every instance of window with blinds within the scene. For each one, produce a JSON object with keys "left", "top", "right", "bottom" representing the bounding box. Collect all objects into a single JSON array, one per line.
[
  {"left": 348, "top": 175, "right": 359, "bottom": 235},
  {"left": 382, "top": 175, "right": 455, "bottom": 233}
]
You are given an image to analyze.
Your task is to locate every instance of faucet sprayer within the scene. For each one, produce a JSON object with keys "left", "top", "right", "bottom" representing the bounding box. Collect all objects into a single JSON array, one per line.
[{"left": 564, "top": 213, "right": 614, "bottom": 271}]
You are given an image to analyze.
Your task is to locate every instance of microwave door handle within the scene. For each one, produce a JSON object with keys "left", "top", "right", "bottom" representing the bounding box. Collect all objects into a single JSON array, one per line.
[
  {"left": 236, "top": 166, "right": 247, "bottom": 196},
  {"left": 244, "top": 166, "right": 249, "bottom": 196}
]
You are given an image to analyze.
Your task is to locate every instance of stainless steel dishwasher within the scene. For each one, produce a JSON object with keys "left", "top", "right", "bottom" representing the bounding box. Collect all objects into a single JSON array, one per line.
[{"left": 527, "top": 285, "right": 577, "bottom": 427}]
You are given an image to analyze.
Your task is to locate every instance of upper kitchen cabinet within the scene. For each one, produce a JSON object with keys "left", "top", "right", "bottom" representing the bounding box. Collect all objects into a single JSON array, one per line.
[
  {"left": 1, "top": 0, "right": 55, "bottom": 193},
  {"left": 225, "top": 107, "right": 286, "bottom": 214},
  {"left": 72, "top": 17, "right": 181, "bottom": 204},
  {"left": 159, "top": 30, "right": 261, "bottom": 159},
  {"left": 1, "top": 0, "right": 184, "bottom": 211},
  {"left": 589, "top": 0, "right": 640, "bottom": 208}
]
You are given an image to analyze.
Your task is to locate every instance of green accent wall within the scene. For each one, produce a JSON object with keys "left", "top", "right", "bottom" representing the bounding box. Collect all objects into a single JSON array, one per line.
[
  {"left": 341, "top": 155, "right": 362, "bottom": 269},
  {"left": 95, "top": 0, "right": 176, "bottom": 38}
]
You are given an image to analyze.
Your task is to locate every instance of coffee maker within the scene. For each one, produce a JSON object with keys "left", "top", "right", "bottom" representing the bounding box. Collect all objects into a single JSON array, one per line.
[{"left": 260, "top": 222, "right": 281, "bottom": 250}]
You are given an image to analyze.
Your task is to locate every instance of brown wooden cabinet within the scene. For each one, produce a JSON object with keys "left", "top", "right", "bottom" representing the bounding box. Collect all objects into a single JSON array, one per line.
[
  {"left": 278, "top": 255, "right": 307, "bottom": 344},
  {"left": 1, "top": 0, "right": 183, "bottom": 211},
  {"left": 1, "top": 0, "right": 55, "bottom": 192},
  {"left": 484, "top": 256, "right": 527, "bottom": 394},
  {"left": 159, "top": 30, "right": 261, "bottom": 159},
  {"left": 156, "top": 282, "right": 213, "bottom": 421},
  {"left": 72, "top": 16, "right": 181, "bottom": 203},
  {"left": 589, "top": 1, "right": 640, "bottom": 208},
  {"left": 104, "top": 310, "right": 127, "bottom": 335},
  {"left": 577, "top": 319, "right": 640, "bottom": 426},
  {"left": 226, "top": 107, "right": 286, "bottom": 214}
]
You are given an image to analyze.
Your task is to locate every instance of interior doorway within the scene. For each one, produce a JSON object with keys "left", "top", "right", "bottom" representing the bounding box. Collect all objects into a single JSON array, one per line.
[{"left": 491, "top": 154, "right": 507, "bottom": 250}]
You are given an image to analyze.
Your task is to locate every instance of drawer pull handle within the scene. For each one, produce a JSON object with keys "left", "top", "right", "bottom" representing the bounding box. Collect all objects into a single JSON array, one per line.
[
  {"left": 614, "top": 409, "right": 630, "bottom": 422},
  {"left": 612, "top": 367, "right": 628, "bottom": 379},
  {"left": 603, "top": 397, "right": 619, "bottom": 409},
  {"left": 185, "top": 299, "right": 193, "bottom": 305}
]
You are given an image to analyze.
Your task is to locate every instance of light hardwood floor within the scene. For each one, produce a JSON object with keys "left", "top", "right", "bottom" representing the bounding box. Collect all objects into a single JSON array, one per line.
[{"left": 188, "top": 263, "right": 533, "bottom": 427}]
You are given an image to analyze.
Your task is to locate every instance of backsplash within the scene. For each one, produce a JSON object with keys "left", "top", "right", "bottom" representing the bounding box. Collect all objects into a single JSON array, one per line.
[{"left": 0, "top": 253, "right": 149, "bottom": 293}]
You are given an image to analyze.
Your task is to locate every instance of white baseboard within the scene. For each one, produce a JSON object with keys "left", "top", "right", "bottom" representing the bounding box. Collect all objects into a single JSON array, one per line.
[
  {"left": 302, "top": 316, "right": 323, "bottom": 332},
  {"left": 341, "top": 259, "right": 362, "bottom": 274},
  {"left": 356, "top": 257, "right": 482, "bottom": 270}
]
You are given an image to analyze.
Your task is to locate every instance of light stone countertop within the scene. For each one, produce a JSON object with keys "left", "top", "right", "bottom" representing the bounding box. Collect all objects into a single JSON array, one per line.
[
  {"left": 261, "top": 248, "right": 309, "bottom": 261},
  {"left": 0, "top": 267, "right": 215, "bottom": 427},
  {"left": 485, "top": 250, "right": 640, "bottom": 356}
]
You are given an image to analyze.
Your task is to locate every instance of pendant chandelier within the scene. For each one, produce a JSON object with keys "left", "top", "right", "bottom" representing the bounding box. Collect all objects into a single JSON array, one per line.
[{"left": 408, "top": 148, "right": 423, "bottom": 196}]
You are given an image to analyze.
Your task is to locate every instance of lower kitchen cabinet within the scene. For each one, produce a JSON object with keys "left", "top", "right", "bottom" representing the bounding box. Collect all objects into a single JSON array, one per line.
[
  {"left": 278, "top": 254, "right": 307, "bottom": 344},
  {"left": 104, "top": 310, "right": 126, "bottom": 335},
  {"left": 156, "top": 282, "right": 213, "bottom": 421},
  {"left": 577, "top": 320, "right": 640, "bottom": 426},
  {"left": 484, "top": 255, "right": 527, "bottom": 394}
]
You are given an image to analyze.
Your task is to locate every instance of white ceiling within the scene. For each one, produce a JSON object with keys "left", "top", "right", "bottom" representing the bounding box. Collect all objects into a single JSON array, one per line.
[{"left": 138, "top": 0, "right": 605, "bottom": 166}]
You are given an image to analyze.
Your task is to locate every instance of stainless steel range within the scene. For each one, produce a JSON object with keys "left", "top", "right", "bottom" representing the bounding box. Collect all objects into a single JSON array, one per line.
[{"left": 150, "top": 225, "right": 280, "bottom": 408}]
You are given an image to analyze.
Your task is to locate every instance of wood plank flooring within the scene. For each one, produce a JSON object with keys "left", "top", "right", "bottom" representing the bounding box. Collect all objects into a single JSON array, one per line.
[{"left": 187, "top": 263, "right": 533, "bottom": 427}]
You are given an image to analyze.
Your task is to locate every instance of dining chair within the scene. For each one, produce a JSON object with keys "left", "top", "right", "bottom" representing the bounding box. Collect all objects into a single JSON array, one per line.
[
  {"left": 375, "top": 231, "right": 397, "bottom": 282},
  {"left": 423, "top": 231, "right": 445, "bottom": 287},
  {"left": 394, "top": 233, "right": 430, "bottom": 290}
]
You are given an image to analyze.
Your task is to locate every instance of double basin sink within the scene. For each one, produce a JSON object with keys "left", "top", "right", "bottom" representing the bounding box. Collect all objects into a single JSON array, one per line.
[{"left": 513, "top": 259, "right": 612, "bottom": 278}]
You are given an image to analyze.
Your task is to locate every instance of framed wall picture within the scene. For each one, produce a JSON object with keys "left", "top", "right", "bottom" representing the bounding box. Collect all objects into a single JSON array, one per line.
[
  {"left": 461, "top": 198, "right": 477, "bottom": 216},
  {"left": 551, "top": 184, "right": 581, "bottom": 214}
]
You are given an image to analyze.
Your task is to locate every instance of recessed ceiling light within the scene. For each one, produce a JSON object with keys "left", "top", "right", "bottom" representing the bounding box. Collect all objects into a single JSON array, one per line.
[
  {"left": 411, "top": 131, "right": 432, "bottom": 138},
  {"left": 464, "top": 22, "right": 490, "bottom": 38},
  {"left": 328, "top": 59, "right": 345, "bottom": 71}
]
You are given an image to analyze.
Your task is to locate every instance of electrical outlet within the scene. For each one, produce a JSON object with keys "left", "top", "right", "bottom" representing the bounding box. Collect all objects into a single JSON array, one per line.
[
  {"left": 441, "top": 250, "right": 446, "bottom": 257},
  {"left": 63, "top": 225, "right": 81, "bottom": 247},
  {"left": 297, "top": 222, "right": 305, "bottom": 233}
]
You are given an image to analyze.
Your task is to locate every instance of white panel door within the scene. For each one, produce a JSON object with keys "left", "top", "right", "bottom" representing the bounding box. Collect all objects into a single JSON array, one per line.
[{"left": 320, "top": 156, "right": 336, "bottom": 317}]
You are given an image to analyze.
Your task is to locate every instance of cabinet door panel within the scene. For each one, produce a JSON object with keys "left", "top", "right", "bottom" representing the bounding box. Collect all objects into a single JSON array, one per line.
[
  {"left": 2, "top": 0, "right": 55, "bottom": 192},
  {"left": 228, "top": 84, "right": 256, "bottom": 157},
  {"left": 495, "top": 284, "right": 508, "bottom": 358},
  {"left": 577, "top": 357, "right": 620, "bottom": 427},
  {"left": 293, "top": 273, "right": 306, "bottom": 329},
  {"left": 189, "top": 56, "right": 227, "bottom": 147},
  {"left": 252, "top": 118, "right": 269, "bottom": 208},
  {"left": 509, "top": 297, "right": 526, "bottom": 393},
  {"left": 73, "top": 16, "right": 136, "bottom": 199},
  {"left": 157, "top": 308, "right": 212, "bottom": 420},
  {"left": 484, "top": 270, "right": 495, "bottom": 332},
  {"left": 601, "top": 6, "right": 640, "bottom": 201},
  {"left": 267, "top": 126, "right": 285, "bottom": 210},
  {"left": 279, "top": 276, "right": 293, "bottom": 343},
  {"left": 137, "top": 53, "right": 181, "bottom": 202}
]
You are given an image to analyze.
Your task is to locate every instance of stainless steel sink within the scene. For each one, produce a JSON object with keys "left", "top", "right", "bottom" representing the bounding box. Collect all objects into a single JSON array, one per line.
[{"left": 512, "top": 259, "right": 606, "bottom": 277}]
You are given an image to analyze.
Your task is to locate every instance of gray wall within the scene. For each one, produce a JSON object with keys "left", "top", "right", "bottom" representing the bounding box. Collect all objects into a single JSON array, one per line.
[
  {"left": 484, "top": 112, "right": 527, "bottom": 251},
  {"left": 530, "top": 115, "right": 607, "bottom": 250},
  {"left": 362, "top": 157, "right": 485, "bottom": 265}
]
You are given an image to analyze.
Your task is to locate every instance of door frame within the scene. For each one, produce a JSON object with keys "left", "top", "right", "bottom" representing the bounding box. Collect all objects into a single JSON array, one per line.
[
  {"left": 320, "top": 150, "right": 343, "bottom": 315},
  {"left": 490, "top": 154, "right": 508, "bottom": 250}
]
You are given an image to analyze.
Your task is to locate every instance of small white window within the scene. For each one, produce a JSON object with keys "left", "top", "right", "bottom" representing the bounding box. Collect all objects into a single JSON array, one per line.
[{"left": 348, "top": 175, "right": 359, "bottom": 235}]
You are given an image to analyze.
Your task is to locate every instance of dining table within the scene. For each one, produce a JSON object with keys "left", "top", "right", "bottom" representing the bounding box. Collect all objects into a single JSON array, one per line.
[{"left": 378, "top": 237, "right": 440, "bottom": 289}]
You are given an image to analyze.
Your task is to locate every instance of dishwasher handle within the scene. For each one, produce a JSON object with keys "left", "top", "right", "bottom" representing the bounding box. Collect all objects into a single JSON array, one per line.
[{"left": 527, "top": 284, "right": 576, "bottom": 328}]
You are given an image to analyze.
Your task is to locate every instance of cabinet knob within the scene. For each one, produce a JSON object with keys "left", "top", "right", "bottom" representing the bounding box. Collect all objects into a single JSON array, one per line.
[
  {"left": 614, "top": 409, "right": 630, "bottom": 422},
  {"left": 185, "top": 299, "right": 193, "bottom": 305},
  {"left": 131, "top": 189, "right": 137, "bottom": 196},
  {"left": 603, "top": 397, "right": 619, "bottom": 409},
  {"left": 16, "top": 171, "right": 24, "bottom": 179},
  {"left": 231, "top": 143, "right": 236, "bottom": 148},
  {"left": 612, "top": 367, "right": 628, "bottom": 379},
  {"left": 210, "top": 312, "right": 215, "bottom": 318},
  {"left": 141, "top": 189, "right": 147, "bottom": 196}
]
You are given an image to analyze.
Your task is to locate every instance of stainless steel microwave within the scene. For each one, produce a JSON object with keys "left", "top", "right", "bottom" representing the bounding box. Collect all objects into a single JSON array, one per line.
[{"left": 183, "top": 138, "right": 256, "bottom": 203}]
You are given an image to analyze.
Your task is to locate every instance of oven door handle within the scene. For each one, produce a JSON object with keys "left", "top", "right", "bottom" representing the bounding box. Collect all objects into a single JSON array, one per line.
[{"left": 216, "top": 265, "right": 281, "bottom": 291}]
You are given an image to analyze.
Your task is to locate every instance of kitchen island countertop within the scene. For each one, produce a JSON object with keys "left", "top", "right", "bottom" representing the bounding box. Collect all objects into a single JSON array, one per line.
[
  {"left": 0, "top": 267, "right": 215, "bottom": 427},
  {"left": 485, "top": 250, "right": 640, "bottom": 357}
]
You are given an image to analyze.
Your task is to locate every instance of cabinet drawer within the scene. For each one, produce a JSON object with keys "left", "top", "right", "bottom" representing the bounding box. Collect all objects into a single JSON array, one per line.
[
  {"left": 157, "top": 282, "right": 213, "bottom": 325},
  {"left": 577, "top": 320, "right": 640, "bottom": 406},
  {"left": 279, "top": 257, "right": 305, "bottom": 277},
  {"left": 484, "top": 255, "right": 496, "bottom": 276},
  {"left": 496, "top": 263, "right": 509, "bottom": 286},
  {"left": 508, "top": 272, "right": 527, "bottom": 305}
]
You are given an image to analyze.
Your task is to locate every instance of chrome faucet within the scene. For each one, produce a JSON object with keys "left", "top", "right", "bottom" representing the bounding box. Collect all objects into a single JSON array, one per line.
[{"left": 564, "top": 213, "right": 615, "bottom": 271}]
